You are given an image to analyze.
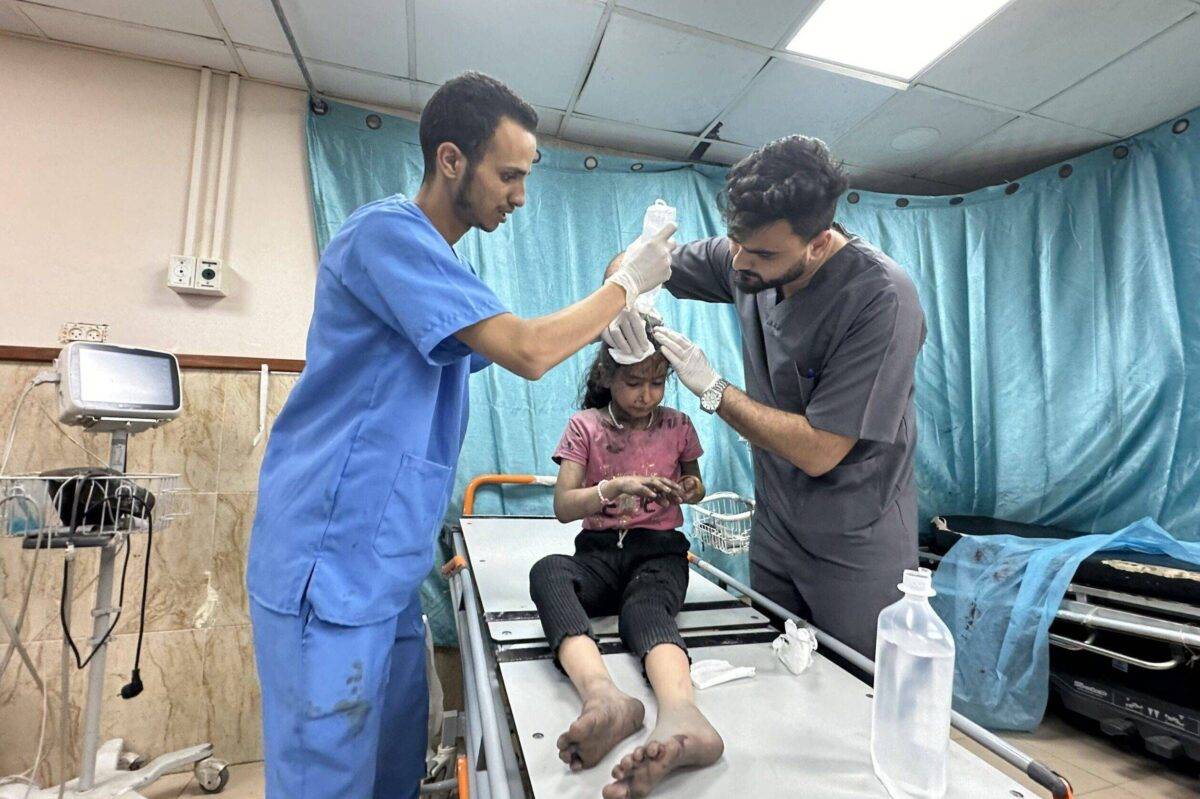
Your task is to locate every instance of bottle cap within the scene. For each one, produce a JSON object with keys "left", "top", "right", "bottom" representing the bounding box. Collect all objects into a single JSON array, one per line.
[{"left": 898, "top": 567, "right": 936, "bottom": 597}]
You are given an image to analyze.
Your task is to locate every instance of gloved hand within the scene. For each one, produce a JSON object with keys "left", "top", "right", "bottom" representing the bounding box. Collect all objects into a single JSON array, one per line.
[
  {"left": 653, "top": 327, "right": 720, "bottom": 397},
  {"left": 601, "top": 308, "right": 662, "bottom": 365},
  {"left": 604, "top": 223, "right": 677, "bottom": 310}
]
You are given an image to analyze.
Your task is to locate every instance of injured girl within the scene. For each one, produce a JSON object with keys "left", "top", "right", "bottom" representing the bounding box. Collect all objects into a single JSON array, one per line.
[{"left": 528, "top": 320, "right": 725, "bottom": 798}]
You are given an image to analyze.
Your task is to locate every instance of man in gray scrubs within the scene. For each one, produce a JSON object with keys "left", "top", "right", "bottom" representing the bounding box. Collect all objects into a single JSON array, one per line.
[{"left": 605, "top": 136, "right": 926, "bottom": 658}]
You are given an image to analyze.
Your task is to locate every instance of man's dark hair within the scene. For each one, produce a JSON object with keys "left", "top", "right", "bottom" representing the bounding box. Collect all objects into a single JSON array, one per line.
[
  {"left": 722, "top": 135, "right": 849, "bottom": 241},
  {"left": 419, "top": 71, "right": 538, "bottom": 179}
]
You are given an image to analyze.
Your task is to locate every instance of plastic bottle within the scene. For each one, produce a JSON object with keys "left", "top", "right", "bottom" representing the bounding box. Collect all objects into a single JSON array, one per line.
[
  {"left": 634, "top": 199, "right": 676, "bottom": 313},
  {"left": 871, "top": 567, "right": 956, "bottom": 799}
]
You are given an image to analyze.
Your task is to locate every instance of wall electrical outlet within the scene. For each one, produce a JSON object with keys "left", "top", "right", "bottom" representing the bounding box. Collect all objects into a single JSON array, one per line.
[
  {"left": 59, "top": 322, "right": 109, "bottom": 343},
  {"left": 168, "top": 254, "right": 196, "bottom": 288}
]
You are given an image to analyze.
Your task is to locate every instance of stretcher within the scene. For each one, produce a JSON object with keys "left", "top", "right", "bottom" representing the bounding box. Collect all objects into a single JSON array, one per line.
[
  {"left": 436, "top": 476, "right": 1077, "bottom": 799},
  {"left": 923, "top": 516, "right": 1200, "bottom": 766}
]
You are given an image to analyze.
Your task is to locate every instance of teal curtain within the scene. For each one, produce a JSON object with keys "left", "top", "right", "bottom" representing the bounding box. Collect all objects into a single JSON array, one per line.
[
  {"left": 838, "top": 109, "right": 1200, "bottom": 541},
  {"left": 306, "top": 100, "right": 1200, "bottom": 642}
]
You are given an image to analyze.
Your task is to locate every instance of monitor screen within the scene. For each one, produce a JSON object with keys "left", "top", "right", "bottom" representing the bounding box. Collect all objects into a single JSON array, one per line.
[{"left": 77, "top": 347, "right": 178, "bottom": 408}]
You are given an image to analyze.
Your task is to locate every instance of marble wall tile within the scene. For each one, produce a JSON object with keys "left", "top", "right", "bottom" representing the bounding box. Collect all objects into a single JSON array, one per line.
[
  {"left": 127, "top": 370, "right": 226, "bottom": 493},
  {"left": 0, "top": 635, "right": 75, "bottom": 785},
  {"left": 0, "top": 362, "right": 110, "bottom": 476},
  {"left": 0, "top": 364, "right": 276, "bottom": 780},
  {"left": 216, "top": 372, "right": 299, "bottom": 493},
  {"left": 209, "top": 493, "right": 256, "bottom": 629},
  {"left": 2, "top": 535, "right": 103, "bottom": 644},
  {"left": 0, "top": 628, "right": 211, "bottom": 785},
  {"left": 114, "top": 492, "right": 217, "bottom": 635},
  {"left": 202, "top": 624, "right": 263, "bottom": 764},
  {"left": 1, "top": 492, "right": 218, "bottom": 644}
]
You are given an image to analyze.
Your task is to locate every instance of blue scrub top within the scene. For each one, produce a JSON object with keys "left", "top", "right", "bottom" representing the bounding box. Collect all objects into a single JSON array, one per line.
[{"left": 247, "top": 196, "right": 507, "bottom": 626}]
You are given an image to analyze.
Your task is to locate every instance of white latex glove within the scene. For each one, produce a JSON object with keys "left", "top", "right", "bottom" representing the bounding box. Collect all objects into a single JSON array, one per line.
[
  {"left": 604, "top": 223, "right": 677, "bottom": 310},
  {"left": 601, "top": 308, "right": 661, "bottom": 365},
  {"left": 772, "top": 619, "right": 818, "bottom": 676},
  {"left": 653, "top": 327, "right": 720, "bottom": 397}
]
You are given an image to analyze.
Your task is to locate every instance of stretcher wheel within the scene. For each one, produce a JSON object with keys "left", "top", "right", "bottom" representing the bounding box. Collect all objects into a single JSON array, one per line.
[{"left": 195, "top": 757, "right": 230, "bottom": 793}]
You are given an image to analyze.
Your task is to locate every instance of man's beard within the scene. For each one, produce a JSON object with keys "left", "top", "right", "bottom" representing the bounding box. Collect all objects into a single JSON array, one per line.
[
  {"left": 733, "top": 256, "right": 811, "bottom": 293},
  {"left": 451, "top": 165, "right": 485, "bottom": 230}
]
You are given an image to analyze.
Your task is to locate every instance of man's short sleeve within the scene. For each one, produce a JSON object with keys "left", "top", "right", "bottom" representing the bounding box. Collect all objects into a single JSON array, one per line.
[
  {"left": 340, "top": 206, "right": 509, "bottom": 366},
  {"left": 552, "top": 414, "right": 592, "bottom": 467},
  {"left": 804, "top": 289, "right": 923, "bottom": 444},
  {"left": 664, "top": 237, "right": 735, "bottom": 304}
]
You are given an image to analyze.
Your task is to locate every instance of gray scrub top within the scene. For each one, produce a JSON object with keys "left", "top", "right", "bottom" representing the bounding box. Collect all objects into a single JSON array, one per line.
[{"left": 665, "top": 230, "right": 926, "bottom": 570}]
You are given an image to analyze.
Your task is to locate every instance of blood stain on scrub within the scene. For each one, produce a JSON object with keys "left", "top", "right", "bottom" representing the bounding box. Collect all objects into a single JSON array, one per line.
[
  {"left": 330, "top": 662, "right": 370, "bottom": 732},
  {"left": 346, "top": 661, "right": 364, "bottom": 688},
  {"left": 333, "top": 698, "right": 373, "bottom": 735}
]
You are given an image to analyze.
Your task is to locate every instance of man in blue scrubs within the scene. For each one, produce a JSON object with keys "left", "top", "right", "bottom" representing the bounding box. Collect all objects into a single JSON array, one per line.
[{"left": 247, "top": 72, "right": 675, "bottom": 799}]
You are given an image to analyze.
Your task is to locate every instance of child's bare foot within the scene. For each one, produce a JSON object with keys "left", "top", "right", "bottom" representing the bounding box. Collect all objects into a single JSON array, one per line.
[
  {"left": 602, "top": 701, "right": 723, "bottom": 798},
  {"left": 557, "top": 687, "right": 645, "bottom": 771}
]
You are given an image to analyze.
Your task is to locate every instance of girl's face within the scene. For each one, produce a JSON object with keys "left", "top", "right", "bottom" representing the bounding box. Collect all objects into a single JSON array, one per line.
[{"left": 607, "top": 354, "right": 669, "bottom": 422}]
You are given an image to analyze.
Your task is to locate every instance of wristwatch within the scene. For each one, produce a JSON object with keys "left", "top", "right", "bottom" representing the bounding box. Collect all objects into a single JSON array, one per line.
[{"left": 700, "top": 378, "right": 731, "bottom": 414}]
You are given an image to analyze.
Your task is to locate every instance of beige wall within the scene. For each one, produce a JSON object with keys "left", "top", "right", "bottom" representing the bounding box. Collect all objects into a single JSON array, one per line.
[{"left": 0, "top": 35, "right": 320, "bottom": 359}]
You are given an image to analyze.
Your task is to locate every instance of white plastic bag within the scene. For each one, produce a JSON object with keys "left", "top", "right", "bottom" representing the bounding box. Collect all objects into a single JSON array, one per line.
[
  {"left": 633, "top": 199, "right": 676, "bottom": 314},
  {"left": 771, "top": 618, "right": 818, "bottom": 675}
]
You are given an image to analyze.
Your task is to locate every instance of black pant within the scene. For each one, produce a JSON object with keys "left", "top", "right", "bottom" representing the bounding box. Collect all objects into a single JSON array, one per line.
[{"left": 529, "top": 528, "right": 690, "bottom": 666}]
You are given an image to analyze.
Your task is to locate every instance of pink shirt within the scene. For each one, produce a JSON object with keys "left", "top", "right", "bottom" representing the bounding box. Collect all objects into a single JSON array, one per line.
[{"left": 553, "top": 406, "right": 704, "bottom": 531}]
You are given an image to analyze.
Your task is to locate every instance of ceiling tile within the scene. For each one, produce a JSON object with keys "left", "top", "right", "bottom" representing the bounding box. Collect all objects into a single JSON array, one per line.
[
  {"left": 282, "top": 0, "right": 408, "bottom": 77},
  {"left": 26, "top": 0, "right": 220, "bottom": 37},
  {"left": 920, "top": 0, "right": 1194, "bottom": 111},
  {"left": 533, "top": 110, "right": 565, "bottom": 135},
  {"left": 0, "top": 3, "right": 41, "bottom": 35},
  {"left": 19, "top": 3, "right": 235, "bottom": 71},
  {"left": 616, "top": 0, "right": 817, "bottom": 48},
  {"left": 236, "top": 47, "right": 303, "bottom": 86},
  {"left": 917, "top": 115, "right": 1116, "bottom": 188},
  {"left": 832, "top": 87, "right": 1014, "bottom": 173},
  {"left": 574, "top": 13, "right": 768, "bottom": 133},
  {"left": 719, "top": 59, "right": 895, "bottom": 147},
  {"left": 210, "top": 0, "right": 290, "bottom": 51},
  {"left": 414, "top": 0, "right": 602, "bottom": 109},
  {"left": 843, "top": 164, "right": 963, "bottom": 197},
  {"left": 309, "top": 63, "right": 415, "bottom": 111},
  {"left": 701, "top": 140, "right": 754, "bottom": 166},
  {"left": 1034, "top": 13, "right": 1200, "bottom": 138},
  {"left": 560, "top": 114, "right": 698, "bottom": 160}
]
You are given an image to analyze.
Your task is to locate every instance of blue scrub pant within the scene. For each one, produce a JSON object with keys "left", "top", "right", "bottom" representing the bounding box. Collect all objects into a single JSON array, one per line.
[{"left": 250, "top": 594, "right": 428, "bottom": 799}]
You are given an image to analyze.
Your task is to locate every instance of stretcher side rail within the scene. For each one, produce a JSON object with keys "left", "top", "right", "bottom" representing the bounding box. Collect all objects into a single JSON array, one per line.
[{"left": 447, "top": 529, "right": 515, "bottom": 799}]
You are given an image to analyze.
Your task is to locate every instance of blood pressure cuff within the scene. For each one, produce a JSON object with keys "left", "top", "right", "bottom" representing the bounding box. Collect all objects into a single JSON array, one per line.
[{"left": 42, "top": 467, "right": 155, "bottom": 530}]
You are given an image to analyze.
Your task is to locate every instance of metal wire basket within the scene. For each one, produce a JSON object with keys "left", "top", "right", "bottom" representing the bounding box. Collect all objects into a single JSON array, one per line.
[
  {"left": 0, "top": 472, "right": 190, "bottom": 540},
  {"left": 690, "top": 491, "right": 755, "bottom": 554}
]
